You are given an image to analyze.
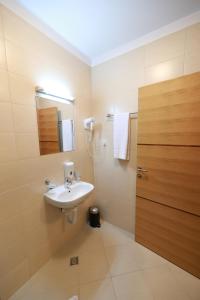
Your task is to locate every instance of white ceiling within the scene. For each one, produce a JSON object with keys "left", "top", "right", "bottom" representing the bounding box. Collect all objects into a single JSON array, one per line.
[{"left": 1, "top": 0, "right": 200, "bottom": 65}]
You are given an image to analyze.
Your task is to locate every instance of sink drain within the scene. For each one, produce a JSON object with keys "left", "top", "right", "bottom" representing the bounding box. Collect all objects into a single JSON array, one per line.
[{"left": 70, "top": 256, "right": 79, "bottom": 266}]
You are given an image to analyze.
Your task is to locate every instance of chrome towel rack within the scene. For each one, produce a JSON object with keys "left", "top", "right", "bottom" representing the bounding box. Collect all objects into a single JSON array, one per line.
[{"left": 106, "top": 112, "right": 138, "bottom": 119}]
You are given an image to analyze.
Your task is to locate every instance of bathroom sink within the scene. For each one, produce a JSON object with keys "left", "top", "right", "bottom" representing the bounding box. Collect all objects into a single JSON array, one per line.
[{"left": 44, "top": 181, "right": 94, "bottom": 209}]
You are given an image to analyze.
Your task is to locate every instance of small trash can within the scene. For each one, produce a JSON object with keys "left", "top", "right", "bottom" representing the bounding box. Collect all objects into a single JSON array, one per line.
[{"left": 88, "top": 206, "right": 101, "bottom": 228}]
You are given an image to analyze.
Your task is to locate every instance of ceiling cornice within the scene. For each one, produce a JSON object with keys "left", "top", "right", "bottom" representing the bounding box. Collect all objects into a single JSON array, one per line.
[
  {"left": 0, "top": 0, "right": 91, "bottom": 65},
  {"left": 0, "top": 1, "right": 199, "bottom": 68},
  {"left": 92, "top": 10, "right": 200, "bottom": 66}
]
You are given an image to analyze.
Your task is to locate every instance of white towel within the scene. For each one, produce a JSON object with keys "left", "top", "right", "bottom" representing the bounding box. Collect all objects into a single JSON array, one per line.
[
  {"left": 61, "top": 119, "right": 74, "bottom": 152},
  {"left": 113, "top": 112, "right": 130, "bottom": 160}
]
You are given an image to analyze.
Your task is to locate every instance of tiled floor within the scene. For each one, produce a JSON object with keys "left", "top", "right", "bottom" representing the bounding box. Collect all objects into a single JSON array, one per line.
[{"left": 10, "top": 221, "right": 200, "bottom": 300}]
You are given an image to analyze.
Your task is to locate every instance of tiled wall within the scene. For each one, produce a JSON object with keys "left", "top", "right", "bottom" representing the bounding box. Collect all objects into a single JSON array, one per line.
[
  {"left": 92, "top": 23, "right": 200, "bottom": 232},
  {"left": 0, "top": 5, "right": 94, "bottom": 299}
]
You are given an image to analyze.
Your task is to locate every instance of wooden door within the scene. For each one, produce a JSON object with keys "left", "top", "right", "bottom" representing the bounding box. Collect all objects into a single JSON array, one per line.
[
  {"left": 137, "top": 145, "right": 200, "bottom": 215},
  {"left": 138, "top": 72, "right": 200, "bottom": 145},
  {"left": 135, "top": 72, "right": 200, "bottom": 278},
  {"left": 136, "top": 197, "right": 200, "bottom": 278},
  {"left": 37, "top": 107, "right": 60, "bottom": 155}
]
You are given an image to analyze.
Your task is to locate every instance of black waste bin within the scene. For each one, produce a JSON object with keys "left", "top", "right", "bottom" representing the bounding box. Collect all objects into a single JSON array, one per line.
[{"left": 88, "top": 206, "right": 101, "bottom": 228}]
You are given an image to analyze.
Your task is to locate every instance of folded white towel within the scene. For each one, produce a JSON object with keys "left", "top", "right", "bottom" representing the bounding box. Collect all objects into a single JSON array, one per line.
[
  {"left": 61, "top": 119, "right": 74, "bottom": 152},
  {"left": 113, "top": 112, "right": 130, "bottom": 160}
]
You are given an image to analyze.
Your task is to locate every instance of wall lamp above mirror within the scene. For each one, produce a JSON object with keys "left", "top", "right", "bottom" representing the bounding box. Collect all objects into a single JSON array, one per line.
[{"left": 35, "top": 87, "right": 75, "bottom": 104}]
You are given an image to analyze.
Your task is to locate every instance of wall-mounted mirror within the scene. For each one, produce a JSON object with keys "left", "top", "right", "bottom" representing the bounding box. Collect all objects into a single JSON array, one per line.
[{"left": 35, "top": 92, "right": 75, "bottom": 155}]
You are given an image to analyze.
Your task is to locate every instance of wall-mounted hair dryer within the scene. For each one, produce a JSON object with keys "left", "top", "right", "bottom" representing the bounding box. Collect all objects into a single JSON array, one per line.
[
  {"left": 83, "top": 117, "right": 95, "bottom": 143},
  {"left": 83, "top": 117, "right": 95, "bottom": 131}
]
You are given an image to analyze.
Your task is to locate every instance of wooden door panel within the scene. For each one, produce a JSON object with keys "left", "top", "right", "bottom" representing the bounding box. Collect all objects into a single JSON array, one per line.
[
  {"left": 37, "top": 107, "right": 59, "bottom": 142},
  {"left": 39, "top": 141, "right": 60, "bottom": 155},
  {"left": 138, "top": 72, "right": 200, "bottom": 145},
  {"left": 135, "top": 197, "right": 200, "bottom": 278},
  {"left": 136, "top": 145, "right": 200, "bottom": 216}
]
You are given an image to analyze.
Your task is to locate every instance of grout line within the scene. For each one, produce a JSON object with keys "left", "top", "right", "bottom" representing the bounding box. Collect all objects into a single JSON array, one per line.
[
  {"left": 110, "top": 276, "right": 118, "bottom": 300},
  {"left": 110, "top": 262, "right": 168, "bottom": 280},
  {"left": 183, "top": 26, "right": 187, "bottom": 74}
]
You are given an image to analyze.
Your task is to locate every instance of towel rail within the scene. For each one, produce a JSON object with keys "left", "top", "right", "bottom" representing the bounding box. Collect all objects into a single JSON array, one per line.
[{"left": 106, "top": 112, "right": 138, "bottom": 119}]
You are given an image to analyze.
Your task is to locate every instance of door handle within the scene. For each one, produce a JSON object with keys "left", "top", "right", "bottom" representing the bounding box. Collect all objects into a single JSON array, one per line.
[
  {"left": 137, "top": 167, "right": 148, "bottom": 173},
  {"left": 137, "top": 167, "right": 148, "bottom": 178}
]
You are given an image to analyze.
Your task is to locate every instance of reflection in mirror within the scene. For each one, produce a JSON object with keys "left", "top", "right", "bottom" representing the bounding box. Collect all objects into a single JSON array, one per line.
[{"left": 36, "top": 96, "right": 75, "bottom": 155}]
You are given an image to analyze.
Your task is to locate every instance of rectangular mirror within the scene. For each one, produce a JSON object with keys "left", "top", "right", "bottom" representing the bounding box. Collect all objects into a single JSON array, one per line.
[{"left": 36, "top": 95, "right": 75, "bottom": 155}]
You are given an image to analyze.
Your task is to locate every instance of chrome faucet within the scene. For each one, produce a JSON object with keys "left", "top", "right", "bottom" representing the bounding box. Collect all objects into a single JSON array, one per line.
[
  {"left": 64, "top": 169, "right": 73, "bottom": 190},
  {"left": 64, "top": 170, "right": 80, "bottom": 190},
  {"left": 45, "top": 179, "right": 56, "bottom": 191}
]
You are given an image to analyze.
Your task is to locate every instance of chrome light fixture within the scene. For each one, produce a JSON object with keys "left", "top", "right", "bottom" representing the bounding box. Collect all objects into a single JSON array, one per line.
[{"left": 35, "top": 87, "right": 75, "bottom": 104}]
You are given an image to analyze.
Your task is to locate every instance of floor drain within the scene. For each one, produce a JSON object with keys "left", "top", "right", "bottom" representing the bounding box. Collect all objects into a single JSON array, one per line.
[{"left": 70, "top": 256, "right": 79, "bottom": 266}]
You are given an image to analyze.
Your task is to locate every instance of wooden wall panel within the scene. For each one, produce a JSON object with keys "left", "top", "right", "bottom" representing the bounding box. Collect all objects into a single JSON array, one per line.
[
  {"left": 138, "top": 72, "right": 200, "bottom": 145},
  {"left": 136, "top": 145, "right": 200, "bottom": 216},
  {"left": 135, "top": 197, "right": 200, "bottom": 278}
]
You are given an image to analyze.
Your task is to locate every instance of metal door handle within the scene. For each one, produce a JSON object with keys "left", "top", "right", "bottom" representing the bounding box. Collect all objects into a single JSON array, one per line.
[
  {"left": 137, "top": 167, "right": 148, "bottom": 173},
  {"left": 137, "top": 167, "right": 148, "bottom": 178}
]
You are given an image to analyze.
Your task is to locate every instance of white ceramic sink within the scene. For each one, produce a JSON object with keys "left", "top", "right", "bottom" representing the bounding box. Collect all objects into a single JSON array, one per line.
[{"left": 44, "top": 181, "right": 94, "bottom": 209}]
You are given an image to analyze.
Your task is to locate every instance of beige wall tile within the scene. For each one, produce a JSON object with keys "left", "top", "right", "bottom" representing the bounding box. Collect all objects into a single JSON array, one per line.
[
  {"left": 0, "top": 159, "right": 37, "bottom": 194},
  {"left": 92, "top": 48, "right": 145, "bottom": 103},
  {"left": 17, "top": 183, "right": 43, "bottom": 213},
  {"left": 6, "top": 40, "right": 38, "bottom": 79},
  {"left": 12, "top": 104, "right": 37, "bottom": 133},
  {"left": 0, "top": 69, "right": 10, "bottom": 102},
  {"left": 185, "top": 23, "right": 200, "bottom": 55},
  {"left": 144, "top": 56, "right": 184, "bottom": 85},
  {"left": 24, "top": 225, "right": 49, "bottom": 255},
  {"left": 145, "top": 31, "right": 185, "bottom": 67},
  {"left": 0, "top": 102, "right": 13, "bottom": 132},
  {"left": 2, "top": 7, "right": 44, "bottom": 50},
  {"left": 0, "top": 243, "right": 26, "bottom": 280},
  {"left": 0, "top": 133, "right": 17, "bottom": 162},
  {"left": 9, "top": 73, "right": 35, "bottom": 106},
  {"left": 0, "top": 37, "right": 6, "bottom": 69},
  {"left": 184, "top": 52, "right": 200, "bottom": 74},
  {"left": 0, "top": 259, "right": 29, "bottom": 299},
  {"left": 0, "top": 215, "right": 26, "bottom": 278},
  {"left": 27, "top": 242, "right": 52, "bottom": 276},
  {"left": 0, "top": 9, "right": 3, "bottom": 38},
  {"left": 0, "top": 215, "right": 25, "bottom": 251},
  {"left": 0, "top": 185, "right": 34, "bottom": 224},
  {"left": 15, "top": 133, "right": 40, "bottom": 159}
]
